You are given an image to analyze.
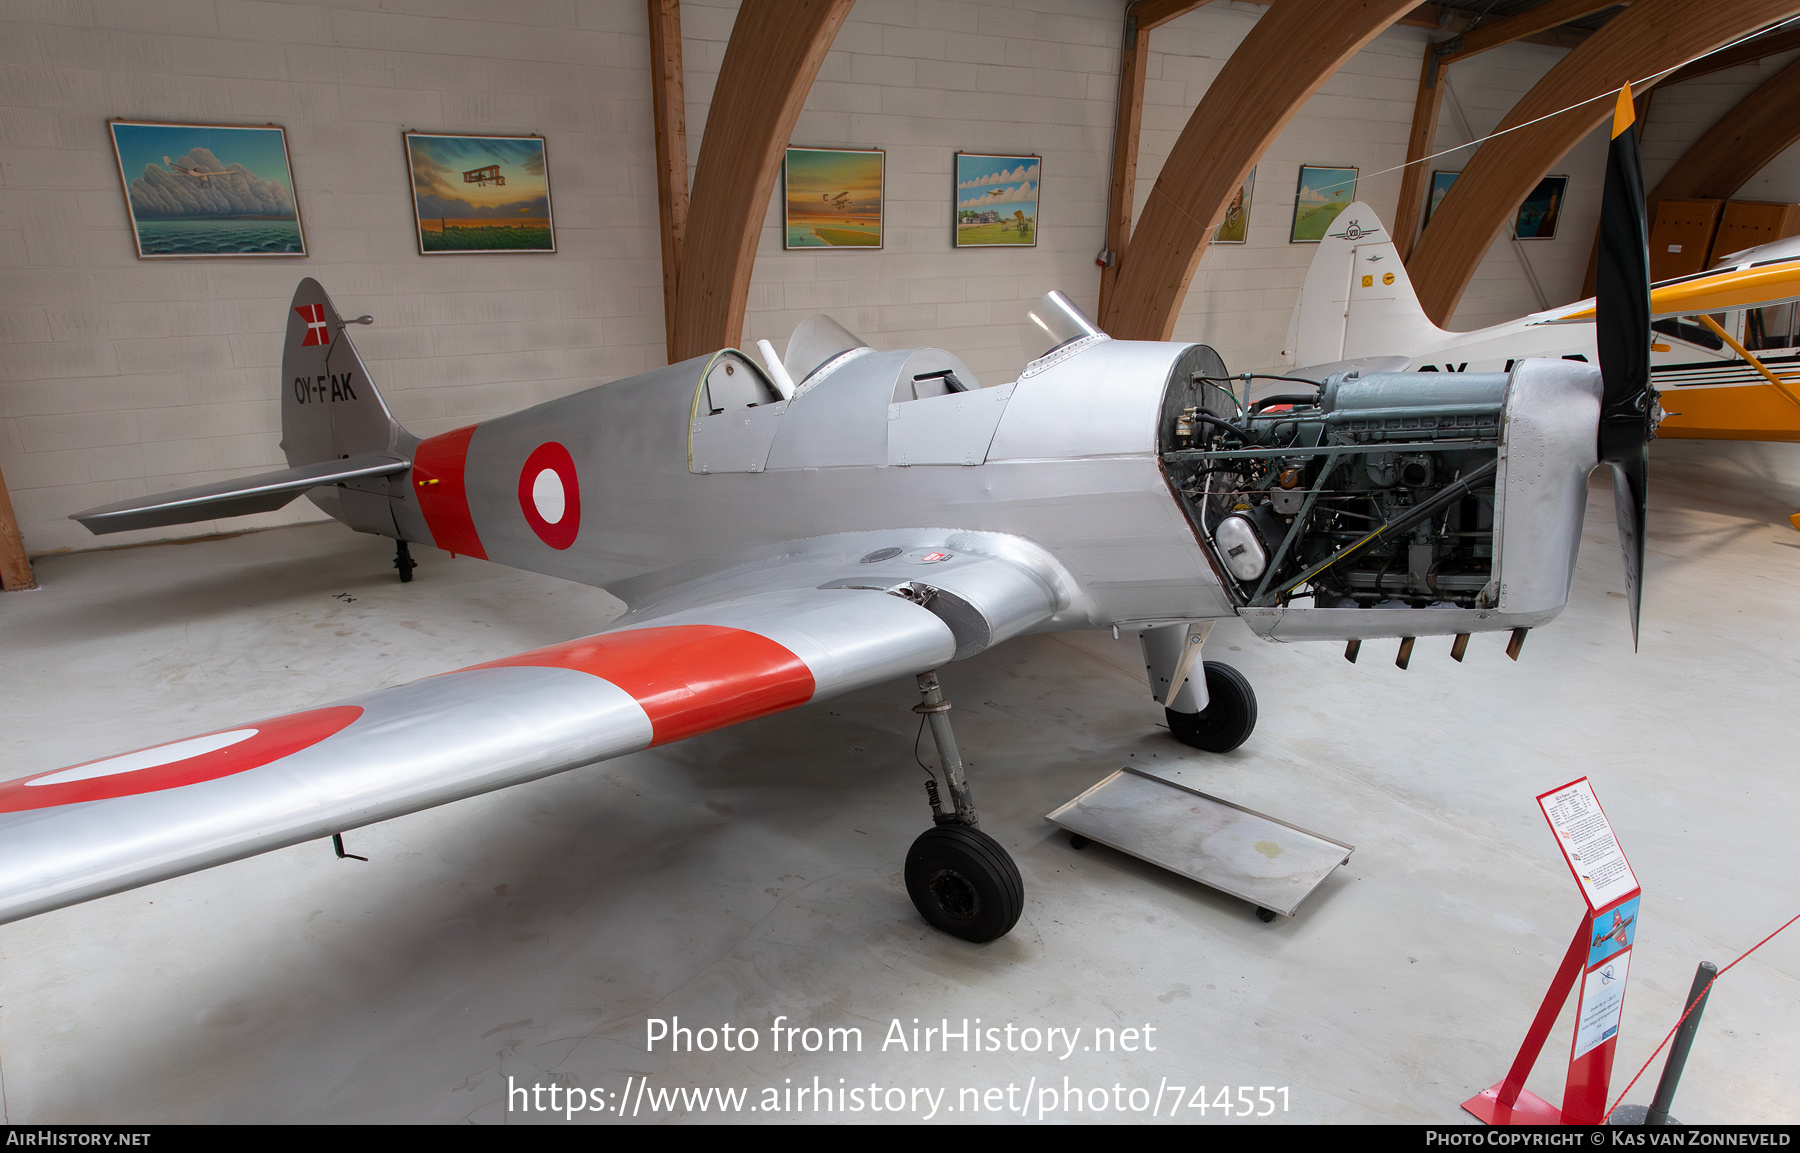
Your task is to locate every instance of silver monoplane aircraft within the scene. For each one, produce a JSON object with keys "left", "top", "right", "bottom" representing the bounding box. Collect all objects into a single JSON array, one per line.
[{"left": 1, "top": 99, "right": 1657, "bottom": 944}]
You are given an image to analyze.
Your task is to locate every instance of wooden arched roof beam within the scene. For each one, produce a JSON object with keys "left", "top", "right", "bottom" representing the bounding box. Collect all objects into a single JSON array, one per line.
[
  {"left": 1646, "top": 55, "right": 1800, "bottom": 207},
  {"left": 1406, "top": 0, "right": 1800, "bottom": 326},
  {"left": 1392, "top": 0, "right": 1630, "bottom": 260},
  {"left": 1097, "top": 1, "right": 1219, "bottom": 320},
  {"left": 1657, "top": 24, "right": 1800, "bottom": 85},
  {"left": 1100, "top": 0, "right": 1422, "bottom": 341},
  {"left": 670, "top": 0, "right": 854, "bottom": 362}
]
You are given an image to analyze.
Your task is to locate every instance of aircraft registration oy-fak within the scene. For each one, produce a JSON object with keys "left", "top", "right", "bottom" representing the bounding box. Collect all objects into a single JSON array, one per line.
[{"left": 0, "top": 92, "right": 1659, "bottom": 946}]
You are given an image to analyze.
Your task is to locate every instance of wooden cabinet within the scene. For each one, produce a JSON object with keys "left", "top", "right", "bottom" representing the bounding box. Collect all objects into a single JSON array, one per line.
[
  {"left": 1648, "top": 199, "right": 1724, "bottom": 280},
  {"left": 1709, "top": 200, "right": 1800, "bottom": 265}
]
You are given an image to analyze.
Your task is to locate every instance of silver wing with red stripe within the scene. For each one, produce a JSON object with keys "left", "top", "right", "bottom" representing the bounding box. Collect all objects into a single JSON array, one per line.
[{"left": 0, "top": 537, "right": 1062, "bottom": 925}]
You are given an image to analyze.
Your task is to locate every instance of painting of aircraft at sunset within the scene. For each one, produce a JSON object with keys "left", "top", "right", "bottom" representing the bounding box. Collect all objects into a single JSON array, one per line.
[
  {"left": 3, "top": 98, "right": 1659, "bottom": 946},
  {"left": 1289, "top": 200, "right": 1800, "bottom": 444},
  {"left": 404, "top": 133, "right": 554, "bottom": 254}
]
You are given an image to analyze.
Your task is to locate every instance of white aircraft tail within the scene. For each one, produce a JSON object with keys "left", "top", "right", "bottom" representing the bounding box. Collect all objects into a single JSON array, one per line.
[{"left": 1289, "top": 201, "right": 1452, "bottom": 370}]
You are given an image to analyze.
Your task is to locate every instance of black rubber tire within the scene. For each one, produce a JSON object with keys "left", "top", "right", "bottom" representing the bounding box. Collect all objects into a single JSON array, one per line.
[
  {"left": 1068, "top": 833, "right": 1090, "bottom": 850},
  {"left": 1256, "top": 906, "right": 1278, "bottom": 923},
  {"left": 904, "top": 825, "right": 1024, "bottom": 943},
  {"left": 1166, "top": 661, "right": 1258, "bottom": 753}
]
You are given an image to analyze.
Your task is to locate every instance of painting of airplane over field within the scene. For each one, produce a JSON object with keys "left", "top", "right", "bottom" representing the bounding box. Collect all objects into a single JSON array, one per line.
[
  {"left": 785, "top": 147, "right": 883, "bottom": 249},
  {"left": 1290, "top": 165, "right": 1358, "bottom": 243},
  {"left": 404, "top": 133, "right": 555, "bottom": 254},
  {"left": 955, "top": 153, "right": 1038, "bottom": 247}
]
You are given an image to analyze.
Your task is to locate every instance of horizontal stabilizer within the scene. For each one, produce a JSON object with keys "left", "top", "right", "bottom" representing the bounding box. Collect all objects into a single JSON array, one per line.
[{"left": 70, "top": 452, "right": 409, "bottom": 535}]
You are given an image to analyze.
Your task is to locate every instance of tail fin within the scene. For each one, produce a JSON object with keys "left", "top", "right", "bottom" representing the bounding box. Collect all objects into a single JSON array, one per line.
[
  {"left": 70, "top": 280, "right": 413, "bottom": 536},
  {"left": 282, "top": 278, "right": 407, "bottom": 466},
  {"left": 1290, "top": 201, "right": 1452, "bottom": 370}
]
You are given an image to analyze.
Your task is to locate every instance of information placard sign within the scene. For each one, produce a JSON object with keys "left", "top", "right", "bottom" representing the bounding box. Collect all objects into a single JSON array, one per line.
[
  {"left": 1536, "top": 777, "right": 1638, "bottom": 911},
  {"left": 1573, "top": 948, "right": 1631, "bottom": 1058}
]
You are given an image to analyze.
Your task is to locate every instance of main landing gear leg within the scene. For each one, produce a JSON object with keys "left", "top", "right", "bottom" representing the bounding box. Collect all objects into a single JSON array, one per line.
[
  {"left": 903, "top": 671, "right": 1023, "bottom": 943},
  {"left": 1141, "top": 622, "right": 1258, "bottom": 753},
  {"left": 394, "top": 539, "right": 416, "bottom": 583}
]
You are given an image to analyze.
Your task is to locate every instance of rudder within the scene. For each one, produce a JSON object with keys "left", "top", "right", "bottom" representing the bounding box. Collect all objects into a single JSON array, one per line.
[
  {"left": 282, "top": 278, "right": 410, "bottom": 468},
  {"left": 281, "top": 279, "right": 417, "bottom": 538}
]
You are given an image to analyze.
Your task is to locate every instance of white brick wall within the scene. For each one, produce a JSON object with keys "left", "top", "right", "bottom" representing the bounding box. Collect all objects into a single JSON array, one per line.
[
  {"left": 3, "top": 0, "right": 1794, "bottom": 558},
  {"left": 1, "top": 0, "right": 667, "bottom": 555}
]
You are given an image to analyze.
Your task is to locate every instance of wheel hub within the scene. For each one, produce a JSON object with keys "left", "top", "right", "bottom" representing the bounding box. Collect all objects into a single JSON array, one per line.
[{"left": 927, "top": 868, "right": 980, "bottom": 922}]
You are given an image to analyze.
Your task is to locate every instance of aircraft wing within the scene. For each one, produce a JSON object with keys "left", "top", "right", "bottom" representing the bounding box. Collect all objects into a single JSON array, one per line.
[{"left": 0, "top": 537, "right": 1062, "bottom": 925}]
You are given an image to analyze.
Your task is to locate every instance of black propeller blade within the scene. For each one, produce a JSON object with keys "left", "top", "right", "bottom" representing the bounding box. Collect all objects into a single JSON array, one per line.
[{"left": 1594, "top": 85, "right": 1657, "bottom": 649}]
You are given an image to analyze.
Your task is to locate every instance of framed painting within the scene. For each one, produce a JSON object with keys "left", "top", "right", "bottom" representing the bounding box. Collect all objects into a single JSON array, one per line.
[
  {"left": 404, "top": 133, "right": 555, "bottom": 254},
  {"left": 954, "top": 152, "right": 1038, "bottom": 247},
  {"left": 1290, "top": 165, "right": 1358, "bottom": 243},
  {"left": 1426, "top": 170, "right": 1459, "bottom": 225},
  {"left": 785, "top": 147, "right": 884, "bottom": 249},
  {"left": 1516, "top": 175, "right": 1568, "bottom": 239},
  {"left": 108, "top": 120, "right": 306, "bottom": 258},
  {"left": 1214, "top": 167, "right": 1255, "bottom": 243}
]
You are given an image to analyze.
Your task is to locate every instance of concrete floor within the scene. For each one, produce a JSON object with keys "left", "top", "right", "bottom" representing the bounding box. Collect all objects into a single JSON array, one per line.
[{"left": 0, "top": 438, "right": 1795, "bottom": 1125}]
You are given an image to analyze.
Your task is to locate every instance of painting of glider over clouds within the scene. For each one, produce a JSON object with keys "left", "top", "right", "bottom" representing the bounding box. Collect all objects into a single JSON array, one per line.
[
  {"left": 404, "top": 133, "right": 556, "bottom": 254},
  {"left": 108, "top": 121, "right": 306, "bottom": 258}
]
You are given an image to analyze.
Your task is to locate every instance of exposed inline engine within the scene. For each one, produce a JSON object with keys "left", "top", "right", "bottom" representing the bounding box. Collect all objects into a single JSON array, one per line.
[{"left": 1160, "top": 352, "right": 1508, "bottom": 612}]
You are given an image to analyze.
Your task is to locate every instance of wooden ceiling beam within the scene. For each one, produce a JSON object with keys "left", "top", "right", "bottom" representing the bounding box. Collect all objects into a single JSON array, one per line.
[
  {"left": 1406, "top": 0, "right": 1800, "bottom": 326},
  {"left": 1393, "top": 2, "right": 1627, "bottom": 258},
  {"left": 647, "top": 0, "right": 688, "bottom": 365},
  {"left": 671, "top": 0, "right": 853, "bottom": 362},
  {"left": 1650, "top": 54, "right": 1800, "bottom": 203},
  {"left": 0, "top": 463, "right": 35, "bottom": 591},
  {"left": 1659, "top": 25, "right": 1800, "bottom": 86},
  {"left": 1444, "top": 0, "right": 1627, "bottom": 63},
  {"left": 1098, "top": 11, "right": 1154, "bottom": 319},
  {"left": 1133, "top": 0, "right": 1210, "bottom": 34},
  {"left": 1099, "top": 2, "right": 1224, "bottom": 319},
  {"left": 1393, "top": 52, "right": 1453, "bottom": 261},
  {"left": 1100, "top": 0, "right": 1421, "bottom": 341}
]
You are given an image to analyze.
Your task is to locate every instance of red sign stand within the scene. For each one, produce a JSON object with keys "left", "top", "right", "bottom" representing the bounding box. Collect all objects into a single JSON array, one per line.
[{"left": 1465, "top": 777, "right": 1641, "bottom": 1126}]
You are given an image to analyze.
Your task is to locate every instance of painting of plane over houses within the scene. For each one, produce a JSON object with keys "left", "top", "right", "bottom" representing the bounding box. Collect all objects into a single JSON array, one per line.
[
  {"left": 108, "top": 121, "right": 306, "bottom": 258},
  {"left": 955, "top": 152, "right": 1038, "bottom": 247},
  {"left": 784, "top": 147, "right": 884, "bottom": 248},
  {"left": 404, "top": 133, "right": 555, "bottom": 254}
]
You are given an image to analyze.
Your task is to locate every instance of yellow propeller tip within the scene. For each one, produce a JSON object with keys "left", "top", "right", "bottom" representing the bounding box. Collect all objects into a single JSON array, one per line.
[{"left": 1611, "top": 84, "right": 1636, "bottom": 139}]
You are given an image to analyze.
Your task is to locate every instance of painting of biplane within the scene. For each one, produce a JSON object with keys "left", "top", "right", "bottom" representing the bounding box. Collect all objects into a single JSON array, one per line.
[{"left": 404, "top": 133, "right": 555, "bottom": 254}]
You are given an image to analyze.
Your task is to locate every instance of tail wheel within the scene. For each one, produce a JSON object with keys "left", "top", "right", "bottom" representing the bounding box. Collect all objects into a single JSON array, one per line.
[
  {"left": 904, "top": 825, "right": 1023, "bottom": 943},
  {"left": 1166, "top": 661, "right": 1257, "bottom": 753}
]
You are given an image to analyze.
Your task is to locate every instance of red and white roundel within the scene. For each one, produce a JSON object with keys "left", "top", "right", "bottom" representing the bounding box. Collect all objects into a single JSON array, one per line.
[
  {"left": 518, "top": 441, "right": 581, "bottom": 550},
  {"left": 0, "top": 706, "right": 363, "bottom": 814}
]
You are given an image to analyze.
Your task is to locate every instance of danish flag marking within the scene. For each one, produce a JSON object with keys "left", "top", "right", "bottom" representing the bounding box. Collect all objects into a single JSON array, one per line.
[{"left": 296, "top": 303, "right": 330, "bottom": 347}]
